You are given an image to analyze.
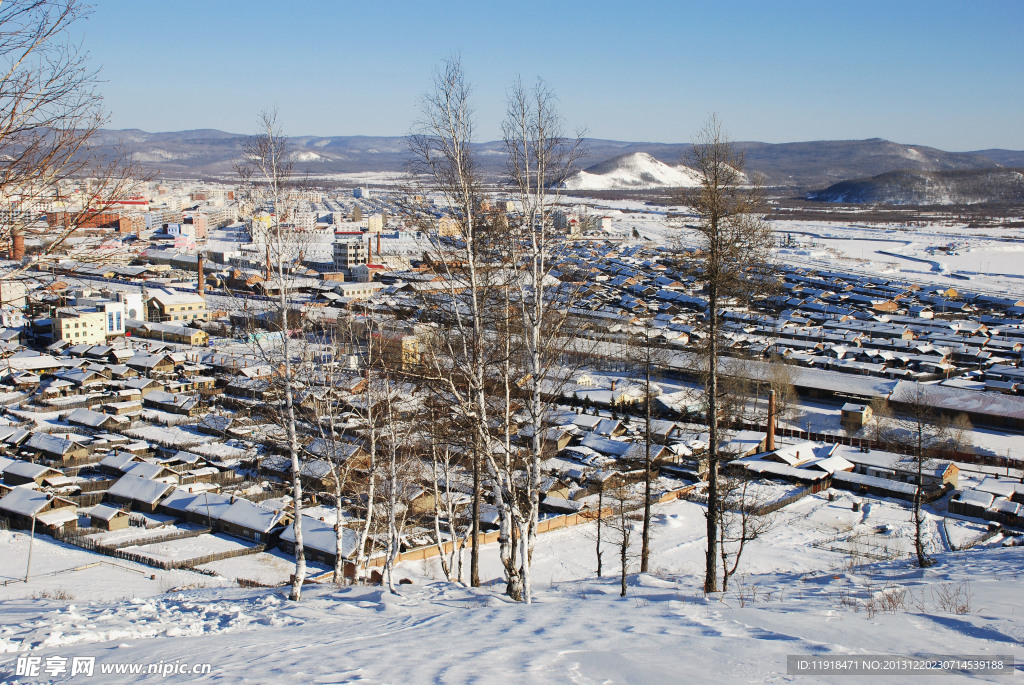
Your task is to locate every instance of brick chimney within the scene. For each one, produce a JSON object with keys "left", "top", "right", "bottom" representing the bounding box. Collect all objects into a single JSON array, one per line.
[
  {"left": 767, "top": 389, "right": 776, "bottom": 452},
  {"left": 377, "top": 233, "right": 381, "bottom": 255},
  {"left": 11, "top": 232, "right": 24, "bottom": 261}
]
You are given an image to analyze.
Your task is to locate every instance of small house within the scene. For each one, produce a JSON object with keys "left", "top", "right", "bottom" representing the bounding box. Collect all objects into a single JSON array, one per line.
[
  {"left": 105, "top": 474, "right": 174, "bottom": 513},
  {"left": 0, "top": 488, "right": 78, "bottom": 534},
  {"left": 89, "top": 502, "right": 130, "bottom": 531},
  {"left": 840, "top": 403, "right": 872, "bottom": 430}
]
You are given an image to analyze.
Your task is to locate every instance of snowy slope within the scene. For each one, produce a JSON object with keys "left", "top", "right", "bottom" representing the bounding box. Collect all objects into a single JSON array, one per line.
[
  {"left": 563, "top": 152, "right": 703, "bottom": 191},
  {"left": 1, "top": 492, "right": 1021, "bottom": 683}
]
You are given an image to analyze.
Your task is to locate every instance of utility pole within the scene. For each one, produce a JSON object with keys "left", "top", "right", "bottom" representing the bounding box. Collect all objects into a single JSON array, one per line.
[{"left": 25, "top": 509, "right": 39, "bottom": 583}]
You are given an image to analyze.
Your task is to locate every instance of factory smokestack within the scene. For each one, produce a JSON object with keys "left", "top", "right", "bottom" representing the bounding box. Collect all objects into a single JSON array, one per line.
[
  {"left": 11, "top": 232, "right": 24, "bottom": 261},
  {"left": 197, "top": 253, "right": 205, "bottom": 295}
]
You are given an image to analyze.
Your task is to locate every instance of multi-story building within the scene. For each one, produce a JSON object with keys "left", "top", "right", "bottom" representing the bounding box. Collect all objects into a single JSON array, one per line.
[
  {"left": 0, "top": 306, "right": 25, "bottom": 329},
  {"left": 333, "top": 238, "right": 368, "bottom": 273},
  {"left": 182, "top": 211, "right": 208, "bottom": 239},
  {"left": 146, "top": 291, "right": 207, "bottom": 323},
  {"left": 366, "top": 214, "right": 383, "bottom": 233},
  {"left": 54, "top": 309, "right": 106, "bottom": 345},
  {"left": 118, "top": 213, "right": 146, "bottom": 235},
  {"left": 435, "top": 217, "right": 460, "bottom": 237},
  {"left": 117, "top": 292, "right": 145, "bottom": 321}
]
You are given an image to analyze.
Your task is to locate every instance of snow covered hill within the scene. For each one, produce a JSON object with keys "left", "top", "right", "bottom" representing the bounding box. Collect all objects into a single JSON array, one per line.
[{"left": 562, "top": 152, "right": 703, "bottom": 191}]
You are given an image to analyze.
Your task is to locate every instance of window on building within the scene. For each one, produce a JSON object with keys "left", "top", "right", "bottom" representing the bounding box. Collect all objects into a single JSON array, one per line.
[
  {"left": 108, "top": 313, "right": 114, "bottom": 331},
  {"left": 116, "top": 312, "right": 121, "bottom": 329}
]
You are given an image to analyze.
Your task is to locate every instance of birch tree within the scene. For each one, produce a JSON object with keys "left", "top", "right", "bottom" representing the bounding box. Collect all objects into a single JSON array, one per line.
[
  {"left": 408, "top": 56, "right": 513, "bottom": 591},
  {"left": 501, "top": 77, "right": 585, "bottom": 603},
  {"left": 425, "top": 405, "right": 471, "bottom": 583},
  {"left": 235, "top": 110, "right": 308, "bottom": 600}
]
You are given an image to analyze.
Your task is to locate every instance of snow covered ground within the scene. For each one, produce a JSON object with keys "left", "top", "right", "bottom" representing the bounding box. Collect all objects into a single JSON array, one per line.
[
  {"left": 0, "top": 530, "right": 231, "bottom": 604},
  {"left": 1, "top": 491, "right": 1021, "bottom": 683}
]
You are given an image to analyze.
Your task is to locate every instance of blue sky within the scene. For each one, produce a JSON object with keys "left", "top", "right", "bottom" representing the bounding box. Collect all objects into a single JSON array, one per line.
[{"left": 80, "top": 1, "right": 1023, "bottom": 150}]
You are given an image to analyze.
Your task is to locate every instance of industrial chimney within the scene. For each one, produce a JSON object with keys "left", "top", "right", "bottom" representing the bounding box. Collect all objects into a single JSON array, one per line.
[
  {"left": 196, "top": 253, "right": 205, "bottom": 295},
  {"left": 11, "top": 232, "right": 24, "bottom": 261},
  {"left": 766, "top": 389, "right": 776, "bottom": 452}
]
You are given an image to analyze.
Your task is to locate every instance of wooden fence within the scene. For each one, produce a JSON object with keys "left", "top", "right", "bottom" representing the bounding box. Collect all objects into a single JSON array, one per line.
[
  {"left": 308, "top": 484, "right": 702, "bottom": 582},
  {"left": 752, "top": 487, "right": 811, "bottom": 516},
  {"left": 67, "top": 491, "right": 106, "bottom": 507},
  {"left": 115, "top": 542, "right": 267, "bottom": 571},
  {"left": 57, "top": 526, "right": 264, "bottom": 570}
]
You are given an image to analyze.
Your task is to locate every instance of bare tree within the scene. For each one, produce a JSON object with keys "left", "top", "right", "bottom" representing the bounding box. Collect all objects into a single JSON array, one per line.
[
  {"left": 343, "top": 311, "right": 383, "bottom": 584},
  {"left": 0, "top": 0, "right": 146, "bottom": 279},
  {"left": 425, "top": 406, "right": 471, "bottom": 583},
  {"left": 623, "top": 317, "right": 666, "bottom": 572},
  {"left": 717, "top": 472, "right": 775, "bottom": 592},
  {"left": 766, "top": 362, "right": 797, "bottom": 426},
  {"left": 298, "top": 319, "right": 363, "bottom": 584},
  {"left": 676, "top": 115, "right": 773, "bottom": 594},
  {"left": 603, "top": 476, "right": 643, "bottom": 597},
  {"left": 234, "top": 109, "right": 308, "bottom": 600},
  {"left": 377, "top": 375, "right": 419, "bottom": 594},
  {"left": 878, "top": 383, "right": 947, "bottom": 568},
  {"left": 0, "top": 0, "right": 100, "bottom": 220},
  {"left": 408, "top": 56, "right": 493, "bottom": 589},
  {"left": 946, "top": 412, "right": 973, "bottom": 456},
  {"left": 501, "top": 76, "right": 585, "bottom": 603}
]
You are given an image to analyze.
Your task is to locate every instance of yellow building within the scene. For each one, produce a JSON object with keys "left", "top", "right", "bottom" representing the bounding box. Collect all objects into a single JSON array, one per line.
[
  {"left": 146, "top": 291, "right": 208, "bottom": 323},
  {"left": 435, "top": 217, "right": 460, "bottom": 237},
  {"left": 56, "top": 310, "right": 106, "bottom": 345}
]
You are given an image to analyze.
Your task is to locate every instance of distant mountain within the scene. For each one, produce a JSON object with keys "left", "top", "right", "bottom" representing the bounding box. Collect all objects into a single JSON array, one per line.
[
  {"left": 90, "top": 129, "right": 1023, "bottom": 189},
  {"left": 970, "top": 149, "right": 1024, "bottom": 167},
  {"left": 731, "top": 139, "right": 1000, "bottom": 187},
  {"left": 562, "top": 152, "right": 702, "bottom": 191},
  {"left": 806, "top": 168, "right": 1024, "bottom": 205}
]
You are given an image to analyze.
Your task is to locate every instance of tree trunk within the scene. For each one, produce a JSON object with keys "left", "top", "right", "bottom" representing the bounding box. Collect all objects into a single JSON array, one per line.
[
  {"left": 914, "top": 428, "right": 932, "bottom": 568},
  {"left": 704, "top": 281, "right": 720, "bottom": 594},
  {"left": 276, "top": 241, "right": 305, "bottom": 602},
  {"left": 470, "top": 443, "right": 481, "bottom": 586},
  {"left": 620, "top": 522, "right": 628, "bottom": 598},
  {"left": 596, "top": 481, "right": 604, "bottom": 578},
  {"left": 641, "top": 346, "right": 652, "bottom": 573}
]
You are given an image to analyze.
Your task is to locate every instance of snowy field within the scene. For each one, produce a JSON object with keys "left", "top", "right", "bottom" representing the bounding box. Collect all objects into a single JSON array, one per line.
[
  {"left": 120, "top": 534, "right": 252, "bottom": 565},
  {"left": 559, "top": 194, "right": 1024, "bottom": 297},
  {"left": 2, "top": 491, "right": 1022, "bottom": 683},
  {"left": 196, "top": 550, "right": 331, "bottom": 587}
]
